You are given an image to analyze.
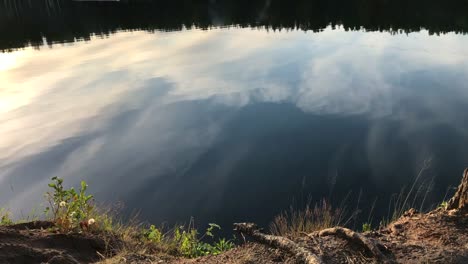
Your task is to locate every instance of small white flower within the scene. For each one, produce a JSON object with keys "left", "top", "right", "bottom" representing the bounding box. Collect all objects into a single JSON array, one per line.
[
  {"left": 88, "top": 218, "right": 95, "bottom": 226},
  {"left": 70, "top": 211, "right": 76, "bottom": 217},
  {"left": 59, "top": 201, "right": 67, "bottom": 207}
]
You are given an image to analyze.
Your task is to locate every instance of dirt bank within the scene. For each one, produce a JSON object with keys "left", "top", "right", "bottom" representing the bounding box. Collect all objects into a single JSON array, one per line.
[{"left": 2, "top": 170, "right": 468, "bottom": 264}]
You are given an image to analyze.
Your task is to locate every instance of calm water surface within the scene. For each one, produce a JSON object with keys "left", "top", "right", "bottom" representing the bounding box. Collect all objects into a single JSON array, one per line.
[{"left": 1, "top": 1, "right": 468, "bottom": 229}]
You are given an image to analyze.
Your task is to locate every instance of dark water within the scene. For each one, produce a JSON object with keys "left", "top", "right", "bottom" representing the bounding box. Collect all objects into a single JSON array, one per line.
[{"left": 1, "top": 0, "right": 468, "bottom": 231}]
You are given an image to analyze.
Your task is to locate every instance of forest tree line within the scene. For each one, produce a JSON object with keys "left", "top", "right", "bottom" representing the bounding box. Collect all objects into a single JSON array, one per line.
[{"left": 1, "top": 0, "right": 467, "bottom": 51}]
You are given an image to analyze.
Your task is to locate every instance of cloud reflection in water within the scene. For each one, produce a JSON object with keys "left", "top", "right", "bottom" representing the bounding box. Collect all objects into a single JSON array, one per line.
[{"left": 1, "top": 27, "right": 468, "bottom": 227}]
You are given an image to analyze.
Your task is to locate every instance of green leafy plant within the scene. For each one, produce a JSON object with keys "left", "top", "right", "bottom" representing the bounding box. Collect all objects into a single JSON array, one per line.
[
  {"left": 176, "top": 225, "right": 201, "bottom": 257},
  {"left": 205, "top": 223, "right": 221, "bottom": 238},
  {"left": 39, "top": 177, "right": 235, "bottom": 257},
  {"left": 141, "top": 221, "right": 234, "bottom": 258},
  {"left": 181, "top": 223, "right": 234, "bottom": 257},
  {"left": 143, "top": 224, "right": 164, "bottom": 243},
  {"left": 0, "top": 209, "right": 13, "bottom": 226},
  {"left": 362, "top": 222, "right": 372, "bottom": 232},
  {"left": 44, "top": 177, "right": 95, "bottom": 231},
  {"left": 439, "top": 201, "right": 448, "bottom": 209},
  {"left": 212, "top": 238, "right": 235, "bottom": 253}
]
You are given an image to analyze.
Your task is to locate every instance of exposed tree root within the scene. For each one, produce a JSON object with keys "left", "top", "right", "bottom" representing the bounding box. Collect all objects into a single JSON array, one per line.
[
  {"left": 447, "top": 168, "right": 468, "bottom": 212},
  {"left": 231, "top": 169, "right": 468, "bottom": 264},
  {"left": 315, "top": 227, "right": 394, "bottom": 263},
  {"left": 234, "top": 223, "right": 324, "bottom": 264}
]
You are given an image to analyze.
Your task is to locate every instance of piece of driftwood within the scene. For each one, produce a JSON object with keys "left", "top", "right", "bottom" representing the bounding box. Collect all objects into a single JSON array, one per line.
[
  {"left": 234, "top": 223, "right": 324, "bottom": 264},
  {"left": 447, "top": 168, "right": 468, "bottom": 212},
  {"left": 317, "top": 227, "right": 392, "bottom": 263}
]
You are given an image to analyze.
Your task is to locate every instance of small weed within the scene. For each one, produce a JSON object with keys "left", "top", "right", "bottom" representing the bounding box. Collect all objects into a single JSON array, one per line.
[
  {"left": 140, "top": 221, "right": 234, "bottom": 258},
  {"left": 1, "top": 177, "right": 237, "bottom": 259},
  {"left": 205, "top": 223, "right": 221, "bottom": 238},
  {"left": 0, "top": 209, "right": 13, "bottom": 225},
  {"left": 439, "top": 201, "right": 448, "bottom": 209},
  {"left": 44, "top": 177, "right": 95, "bottom": 232},
  {"left": 362, "top": 222, "right": 372, "bottom": 232},
  {"left": 143, "top": 224, "right": 164, "bottom": 243},
  {"left": 213, "top": 238, "right": 235, "bottom": 253}
]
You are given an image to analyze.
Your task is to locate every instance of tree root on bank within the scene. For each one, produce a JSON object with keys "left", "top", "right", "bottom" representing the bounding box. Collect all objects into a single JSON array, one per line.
[
  {"left": 234, "top": 169, "right": 468, "bottom": 264},
  {"left": 234, "top": 222, "right": 398, "bottom": 264},
  {"left": 234, "top": 223, "right": 324, "bottom": 264},
  {"left": 447, "top": 168, "right": 468, "bottom": 212},
  {"left": 314, "top": 227, "right": 393, "bottom": 263}
]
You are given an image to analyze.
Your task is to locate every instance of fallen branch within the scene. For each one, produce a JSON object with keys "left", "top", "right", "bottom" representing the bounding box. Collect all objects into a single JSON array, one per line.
[
  {"left": 234, "top": 223, "right": 323, "bottom": 264},
  {"left": 317, "top": 227, "right": 392, "bottom": 263}
]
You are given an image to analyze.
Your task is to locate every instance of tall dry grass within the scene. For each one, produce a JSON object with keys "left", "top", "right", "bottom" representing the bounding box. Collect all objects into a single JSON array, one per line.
[
  {"left": 270, "top": 158, "right": 440, "bottom": 236},
  {"left": 382, "top": 158, "right": 434, "bottom": 226},
  {"left": 269, "top": 199, "right": 346, "bottom": 238}
]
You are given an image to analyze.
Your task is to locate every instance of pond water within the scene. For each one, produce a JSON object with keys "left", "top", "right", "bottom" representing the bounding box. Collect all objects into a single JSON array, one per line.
[{"left": 1, "top": 0, "right": 468, "bottom": 230}]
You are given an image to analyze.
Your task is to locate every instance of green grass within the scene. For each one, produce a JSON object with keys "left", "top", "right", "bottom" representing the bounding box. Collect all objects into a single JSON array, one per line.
[
  {"left": 2, "top": 177, "right": 235, "bottom": 259},
  {"left": 140, "top": 221, "right": 235, "bottom": 258},
  {"left": 45, "top": 177, "right": 235, "bottom": 258}
]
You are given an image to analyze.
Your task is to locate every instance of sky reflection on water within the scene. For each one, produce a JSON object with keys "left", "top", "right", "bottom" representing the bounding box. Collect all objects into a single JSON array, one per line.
[{"left": 1, "top": 27, "right": 468, "bottom": 227}]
